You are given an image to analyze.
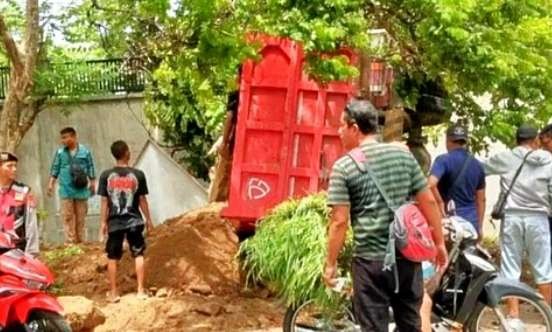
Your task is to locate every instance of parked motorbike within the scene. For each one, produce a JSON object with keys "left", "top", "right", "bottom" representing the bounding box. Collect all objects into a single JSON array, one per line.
[
  {"left": 0, "top": 231, "right": 70, "bottom": 332},
  {"left": 283, "top": 215, "right": 552, "bottom": 331}
]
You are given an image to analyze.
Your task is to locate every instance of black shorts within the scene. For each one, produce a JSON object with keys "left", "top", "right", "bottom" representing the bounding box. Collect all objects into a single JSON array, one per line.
[
  {"left": 106, "top": 225, "right": 146, "bottom": 260},
  {"left": 352, "top": 257, "right": 423, "bottom": 332}
]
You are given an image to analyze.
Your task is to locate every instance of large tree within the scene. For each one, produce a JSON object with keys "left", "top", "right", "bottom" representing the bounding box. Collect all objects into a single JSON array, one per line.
[
  {"left": 69, "top": 0, "right": 552, "bottom": 176},
  {"left": 0, "top": 0, "right": 41, "bottom": 151},
  {"left": 0, "top": 0, "right": 116, "bottom": 152}
]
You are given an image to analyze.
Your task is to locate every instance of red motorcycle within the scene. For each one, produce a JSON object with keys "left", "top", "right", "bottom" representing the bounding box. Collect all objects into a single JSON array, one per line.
[{"left": 0, "top": 231, "right": 70, "bottom": 332}]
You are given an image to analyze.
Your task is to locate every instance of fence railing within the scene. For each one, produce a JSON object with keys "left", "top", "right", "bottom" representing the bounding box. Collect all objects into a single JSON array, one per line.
[{"left": 0, "top": 58, "right": 147, "bottom": 100}]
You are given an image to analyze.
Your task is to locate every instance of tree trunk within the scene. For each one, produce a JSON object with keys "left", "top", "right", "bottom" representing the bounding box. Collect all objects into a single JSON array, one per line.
[
  {"left": 0, "top": 0, "right": 41, "bottom": 152},
  {"left": 208, "top": 110, "right": 237, "bottom": 202},
  {"left": 0, "top": 79, "right": 25, "bottom": 152}
]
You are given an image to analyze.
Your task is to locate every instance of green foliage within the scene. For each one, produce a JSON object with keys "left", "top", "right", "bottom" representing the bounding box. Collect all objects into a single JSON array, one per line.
[
  {"left": 378, "top": 0, "right": 552, "bottom": 150},
  {"left": 1, "top": 1, "right": 120, "bottom": 103},
  {"left": 36, "top": 208, "right": 48, "bottom": 223},
  {"left": 0, "top": 0, "right": 24, "bottom": 66},
  {"left": 48, "top": 281, "right": 65, "bottom": 296},
  {"left": 235, "top": 0, "right": 370, "bottom": 81},
  {"left": 44, "top": 245, "right": 84, "bottom": 266},
  {"left": 239, "top": 193, "right": 353, "bottom": 309},
  {"left": 65, "top": 0, "right": 369, "bottom": 178},
  {"left": 63, "top": 0, "right": 552, "bottom": 175}
]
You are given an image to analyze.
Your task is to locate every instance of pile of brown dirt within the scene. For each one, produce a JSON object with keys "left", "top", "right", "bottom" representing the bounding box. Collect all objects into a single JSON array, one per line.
[
  {"left": 92, "top": 293, "right": 283, "bottom": 332},
  {"left": 48, "top": 203, "right": 240, "bottom": 300}
]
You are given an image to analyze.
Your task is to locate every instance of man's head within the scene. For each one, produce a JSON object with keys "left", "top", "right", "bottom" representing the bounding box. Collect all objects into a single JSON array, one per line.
[
  {"left": 339, "top": 99, "right": 379, "bottom": 150},
  {"left": 60, "top": 127, "right": 77, "bottom": 148},
  {"left": 0, "top": 152, "right": 18, "bottom": 182},
  {"left": 445, "top": 125, "right": 468, "bottom": 151},
  {"left": 516, "top": 124, "right": 539, "bottom": 148},
  {"left": 540, "top": 124, "right": 552, "bottom": 152},
  {"left": 110, "top": 140, "right": 130, "bottom": 162}
]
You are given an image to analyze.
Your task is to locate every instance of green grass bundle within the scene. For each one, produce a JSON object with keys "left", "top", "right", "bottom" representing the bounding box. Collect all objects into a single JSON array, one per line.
[{"left": 239, "top": 193, "right": 353, "bottom": 308}]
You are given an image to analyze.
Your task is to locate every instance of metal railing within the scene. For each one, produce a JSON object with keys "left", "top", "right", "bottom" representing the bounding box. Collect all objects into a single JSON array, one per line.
[{"left": 0, "top": 58, "right": 147, "bottom": 100}]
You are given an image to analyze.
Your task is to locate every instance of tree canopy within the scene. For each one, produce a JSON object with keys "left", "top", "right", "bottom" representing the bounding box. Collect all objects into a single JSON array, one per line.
[{"left": 4, "top": 0, "right": 551, "bottom": 173}]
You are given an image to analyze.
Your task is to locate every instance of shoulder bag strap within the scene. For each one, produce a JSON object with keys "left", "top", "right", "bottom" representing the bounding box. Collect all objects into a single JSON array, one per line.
[
  {"left": 450, "top": 155, "right": 472, "bottom": 192},
  {"left": 502, "top": 150, "right": 534, "bottom": 203},
  {"left": 348, "top": 149, "right": 400, "bottom": 292},
  {"left": 347, "top": 148, "right": 397, "bottom": 212}
]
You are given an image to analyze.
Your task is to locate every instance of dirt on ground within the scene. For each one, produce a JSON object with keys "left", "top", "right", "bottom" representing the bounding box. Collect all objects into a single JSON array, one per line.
[{"left": 46, "top": 203, "right": 284, "bottom": 331}]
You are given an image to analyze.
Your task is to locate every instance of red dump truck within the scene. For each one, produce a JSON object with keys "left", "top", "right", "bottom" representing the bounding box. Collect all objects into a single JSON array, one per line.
[{"left": 221, "top": 36, "right": 393, "bottom": 232}]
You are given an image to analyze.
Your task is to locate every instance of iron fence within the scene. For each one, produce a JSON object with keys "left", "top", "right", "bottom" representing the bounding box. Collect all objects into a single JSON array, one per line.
[{"left": 0, "top": 58, "right": 147, "bottom": 100}]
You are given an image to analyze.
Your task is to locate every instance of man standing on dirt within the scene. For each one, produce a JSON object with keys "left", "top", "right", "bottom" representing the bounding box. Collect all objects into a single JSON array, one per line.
[
  {"left": 98, "top": 140, "right": 154, "bottom": 301},
  {"left": 322, "top": 99, "right": 447, "bottom": 332},
  {"left": 428, "top": 125, "right": 486, "bottom": 235},
  {"left": 48, "top": 127, "right": 96, "bottom": 244},
  {"left": 0, "top": 152, "right": 39, "bottom": 255},
  {"left": 484, "top": 124, "right": 552, "bottom": 317}
]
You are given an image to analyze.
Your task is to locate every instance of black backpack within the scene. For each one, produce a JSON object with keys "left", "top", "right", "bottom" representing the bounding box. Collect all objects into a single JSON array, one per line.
[{"left": 66, "top": 148, "right": 89, "bottom": 189}]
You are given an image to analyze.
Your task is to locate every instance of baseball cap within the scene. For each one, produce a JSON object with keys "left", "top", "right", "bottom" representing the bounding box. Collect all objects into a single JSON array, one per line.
[
  {"left": 516, "top": 124, "right": 538, "bottom": 140},
  {"left": 446, "top": 125, "right": 468, "bottom": 142},
  {"left": 0, "top": 152, "right": 18, "bottom": 163}
]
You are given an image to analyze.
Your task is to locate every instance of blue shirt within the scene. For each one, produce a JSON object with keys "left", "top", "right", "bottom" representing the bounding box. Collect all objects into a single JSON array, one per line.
[
  {"left": 50, "top": 144, "right": 96, "bottom": 200},
  {"left": 430, "top": 148, "right": 485, "bottom": 229}
]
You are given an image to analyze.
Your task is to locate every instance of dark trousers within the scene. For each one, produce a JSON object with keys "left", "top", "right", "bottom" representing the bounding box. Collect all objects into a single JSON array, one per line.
[{"left": 352, "top": 257, "right": 423, "bottom": 332}]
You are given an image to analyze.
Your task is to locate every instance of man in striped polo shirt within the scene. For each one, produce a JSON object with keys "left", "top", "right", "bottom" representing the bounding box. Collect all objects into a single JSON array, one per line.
[{"left": 322, "top": 99, "right": 447, "bottom": 332}]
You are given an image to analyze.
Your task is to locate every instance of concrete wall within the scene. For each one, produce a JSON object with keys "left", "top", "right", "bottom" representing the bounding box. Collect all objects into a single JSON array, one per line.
[
  {"left": 13, "top": 95, "right": 151, "bottom": 244},
  {"left": 135, "top": 141, "right": 208, "bottom": 226}
]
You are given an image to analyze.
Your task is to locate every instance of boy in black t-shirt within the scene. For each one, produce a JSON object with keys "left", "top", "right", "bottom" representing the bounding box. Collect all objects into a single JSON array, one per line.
[{"left": 98, "top": 140, "right": 154, "bottom": 302}]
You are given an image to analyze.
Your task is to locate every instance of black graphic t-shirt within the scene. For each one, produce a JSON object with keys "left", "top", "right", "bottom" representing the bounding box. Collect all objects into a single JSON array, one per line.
[{"left": 98, "top": 167, "right": 148, "bottom": 232}]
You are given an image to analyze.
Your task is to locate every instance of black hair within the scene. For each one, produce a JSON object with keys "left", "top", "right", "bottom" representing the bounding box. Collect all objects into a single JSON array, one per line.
[
  {"left": 517, "top": 137, "right": 535, "bottom": 146},
  {"left": 450, "top": 139, "right": 467, "bottom": 146},
  {"left": 110, "top": 140, "right": 130, "bottom": 160},
  {"left": 541, "top": 124, "right": 552, "bottom": 138},
  {"left": 60, "top": 127, "right": 76, "bottom": 136},
  {"left": 343, "top": 99, "right": 379, "bottom": 135}
]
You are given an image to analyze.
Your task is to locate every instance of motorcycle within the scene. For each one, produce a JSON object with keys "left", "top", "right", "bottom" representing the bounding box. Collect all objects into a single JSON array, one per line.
[
  {"left": 0, "top": 231, "right": 70, "bottom": 332},
  {"left": 283, "top": 215, "right": 552, "bottom": 331}
]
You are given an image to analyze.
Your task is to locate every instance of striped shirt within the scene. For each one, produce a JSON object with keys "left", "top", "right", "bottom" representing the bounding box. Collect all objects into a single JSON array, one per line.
[{"left": 328, "top": 142, "right": 427, "bottom": 260}]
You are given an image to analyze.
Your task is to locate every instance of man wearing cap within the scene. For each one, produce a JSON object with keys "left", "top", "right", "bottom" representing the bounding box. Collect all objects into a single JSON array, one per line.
[
  {"left": 0, "top": 152, "right": 39, "bottom": 255},
  {"left": 428, "top": 125, "right": 486, "bottom": 234},
  {"left": 483, "top": 124, "right": 552, "bottom": 318}
]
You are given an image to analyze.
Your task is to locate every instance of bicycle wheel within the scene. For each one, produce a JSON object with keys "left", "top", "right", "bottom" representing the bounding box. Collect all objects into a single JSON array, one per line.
[
  {"left": 468, "top": 294, "right": 552, "bottom": 331},
  {"left": 283, "top": 300, "right": 358, "bottom": 332}
]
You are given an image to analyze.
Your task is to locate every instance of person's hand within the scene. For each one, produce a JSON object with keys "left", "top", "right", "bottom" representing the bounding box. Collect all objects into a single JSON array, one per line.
[
  {"left": 439, "top": 203, "right": 446, "bottom": 218},
  {"left": 434, "top": 243, "right": 449, "bottom": 273},
  {"left": 145, "top": 220, "right": 154, "bottom": 235},
  {"left": 47, "top": 183, "right": 54, "bottom": 197},
  {"left": 322, "top": 263, "right": 337, "bottom": 288},
  {"left": 100, "top": 223, "right": 107, "bottom": 239},
  {"left": 89, "top": 181, "right": 96, "bottom": 195}
]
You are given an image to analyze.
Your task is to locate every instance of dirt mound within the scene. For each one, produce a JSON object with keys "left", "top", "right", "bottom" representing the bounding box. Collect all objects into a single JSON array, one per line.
[
  {"left": 48, "top": 203, "right": 240, "bottom": 299},
  {"left": 91, "top": 293, "right": 282, "bottom": 332}
]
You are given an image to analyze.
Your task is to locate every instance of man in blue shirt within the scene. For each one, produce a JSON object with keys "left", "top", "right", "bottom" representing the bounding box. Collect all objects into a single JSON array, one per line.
[
  {"left": 47, "top": 127, "right": 96, "bottom": 244},
  {"left": 428, "top": 125, "right": 486, "bottom": 236}
]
